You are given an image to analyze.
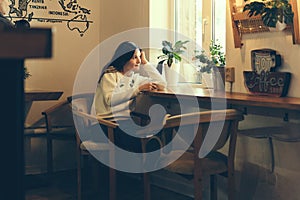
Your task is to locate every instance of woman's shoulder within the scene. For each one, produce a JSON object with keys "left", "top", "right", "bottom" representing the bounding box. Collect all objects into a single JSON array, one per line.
[
  {"left": 102, "top": 67, "right": 122, "bottom": 78},
  {"left": 100, "top": 68, "right": 123, "bottom": 85},
  {"left": 104, "top": 66, "right": 118, "bottom": 73}
]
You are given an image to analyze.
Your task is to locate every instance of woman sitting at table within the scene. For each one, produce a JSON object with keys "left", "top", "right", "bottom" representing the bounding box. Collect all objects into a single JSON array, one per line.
[{"left": 91, "top": 41, "right": 166, "bottom": 152}]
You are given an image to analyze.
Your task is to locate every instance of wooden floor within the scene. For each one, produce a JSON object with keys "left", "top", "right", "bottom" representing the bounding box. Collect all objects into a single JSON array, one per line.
[{"left": 25, "top": 169, "right": 192, "bottom": 200}]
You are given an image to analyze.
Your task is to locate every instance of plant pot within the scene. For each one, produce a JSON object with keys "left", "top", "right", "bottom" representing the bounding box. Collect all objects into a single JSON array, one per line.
[
  {"left": 213, "top": 66, "right": 225, "bottom": 91},
  {"left": 194, "top": 72, "right": 202, "bottom": 83},
  {"left": 269, "top": 21, "right": 287, "bottom": 32},
  {"left": 163, "top": 62, "right": 180, "bottom": 86},
  {"left": 201, "top": 72, "right": 214, "bottom": 88}
]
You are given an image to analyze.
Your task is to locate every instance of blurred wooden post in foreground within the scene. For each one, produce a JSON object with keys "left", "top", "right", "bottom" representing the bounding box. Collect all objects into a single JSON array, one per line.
[{"left": 0, "top": 28, "right": 52, "bottom": 200}]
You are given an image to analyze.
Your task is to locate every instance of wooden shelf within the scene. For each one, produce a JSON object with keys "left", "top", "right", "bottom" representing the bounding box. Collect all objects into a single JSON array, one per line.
[
  {"left": 233, "top": 11, "right": 260, "bottom": 21},
  {"left": 229, "top": 0, "right": 300, "bottom": 48}
]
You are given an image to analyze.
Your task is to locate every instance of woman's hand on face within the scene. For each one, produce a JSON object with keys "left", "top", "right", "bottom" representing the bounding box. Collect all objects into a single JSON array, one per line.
[
  {"left": 138, "top": 82, "right": 158, "bottom": 92},
  {"left": 140, "top": 51, "right": 149, "bottom": 65}
]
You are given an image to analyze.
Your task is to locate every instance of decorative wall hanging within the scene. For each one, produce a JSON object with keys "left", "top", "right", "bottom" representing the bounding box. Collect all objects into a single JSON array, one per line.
[
  {"left": 229, "top": 0, "right": 300, "bottom": 48},
  {"left": 243, "top": 48, "right": 291, "bottom": 97},
  {"left": 5, "top": 0, "right": 93, "bottom": 37}
]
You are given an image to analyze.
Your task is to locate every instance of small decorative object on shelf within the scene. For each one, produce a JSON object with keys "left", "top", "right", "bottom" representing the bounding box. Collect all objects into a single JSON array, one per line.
[{"left": 244, "top": 48, "right": 291, "bottom": 97}]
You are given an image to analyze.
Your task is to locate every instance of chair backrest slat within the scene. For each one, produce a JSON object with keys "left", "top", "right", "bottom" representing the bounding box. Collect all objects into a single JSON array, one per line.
[{"left": 164, "top": 109, "right": 244, "bottom": 152}]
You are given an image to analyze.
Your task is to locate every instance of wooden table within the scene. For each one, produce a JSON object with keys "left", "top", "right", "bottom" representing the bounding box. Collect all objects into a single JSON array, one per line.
[
  {"left": 25, "top": 90, "right": 63, "bottom": 102},
  {"left": 141, "top": 85, "right": 300, "bottom": 173},
  {"left": 144, "top": 86, "right": 300, "bottom": 115},
  {"left": 24, "top": 90, "right": 64, "bottom": 121}
]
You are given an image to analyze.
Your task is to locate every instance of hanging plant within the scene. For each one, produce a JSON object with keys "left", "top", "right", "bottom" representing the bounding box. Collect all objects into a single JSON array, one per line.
[{"left": 243, "top": 0, "right": 294, "bottom": 28}]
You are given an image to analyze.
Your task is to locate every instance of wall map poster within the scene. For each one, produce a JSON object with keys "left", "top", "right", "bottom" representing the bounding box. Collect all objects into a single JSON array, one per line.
[{"left": 7, "top": 0, "right": 92, "bottom": 37}]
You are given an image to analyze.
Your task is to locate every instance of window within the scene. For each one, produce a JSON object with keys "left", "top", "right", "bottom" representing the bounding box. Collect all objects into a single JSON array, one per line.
[
  {"left": 212, "top": 0, "right": 226, "bottom": 47},
  {"left": 175, "top": 0, "right": 226, "bottom": 82}
]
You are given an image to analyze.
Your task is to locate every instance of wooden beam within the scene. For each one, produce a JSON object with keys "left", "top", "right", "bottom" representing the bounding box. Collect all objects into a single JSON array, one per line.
[
  {"left": 291, "top": 0, "right": 300, "bottom": 44},
  {"left": 228, "top": 0, "right": 243, "bottom": 48},
  {"left": 0, "top": 28, "right": 52, "bottom": 59},
  {"left": 0, "top": 28, "right": 52, "bottom": 200}
]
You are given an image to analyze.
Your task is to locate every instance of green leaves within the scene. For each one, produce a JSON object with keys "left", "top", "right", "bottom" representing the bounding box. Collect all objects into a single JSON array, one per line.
[
  {"left": 209, "top": 40, "right": 226, "bottom": 67},
  {"left": 158, "top": 40, "right": 189, "bottom": 67},
  {"left": 243, "top": 0, "right": 294, "bottom": 28},
  {"left": 193, "top": 40, "right": 225, "bottom": 74},
  {"left": 243, "top": 2, "right": 266, "bottom": 17}
]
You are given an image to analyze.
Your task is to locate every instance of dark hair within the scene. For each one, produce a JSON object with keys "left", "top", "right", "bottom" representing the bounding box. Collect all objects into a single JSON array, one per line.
[
  {"left": 109, "top": 41, "right": 139, "bottom": 71},
  {"left": 15, "top": 19, "right": 30, "bottom": 29},
  {"left": 98, "top": 41, "right": 140, "bottom": 83}
]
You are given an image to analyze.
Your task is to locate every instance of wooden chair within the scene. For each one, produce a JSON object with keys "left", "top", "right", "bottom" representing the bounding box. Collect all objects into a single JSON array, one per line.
[
  {"left": 41, "top": 100, "right": 76, "bottom": 175},
  {"left": 71, "top": 94, "right": 161, "bottom": 200},
  {"left": 143, "top": 109, "right": 244, "bottom": 200},
  {"left": 239, "top": 122, "right": 300, "bottom": 173},
  {"left": 24, "top": 125, "right": 48, "bottom": 174},
  {"left": 23, "top": 99, "right": 75, "bottom": 175},
  {"left": 70, "top": 93, "right": 117, "bottom": 200}
]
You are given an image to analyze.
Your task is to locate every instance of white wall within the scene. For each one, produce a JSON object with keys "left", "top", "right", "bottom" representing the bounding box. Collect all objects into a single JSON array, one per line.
[
  {"left": 226, "top": 1, "right": 300, "bottom": 198},
  {"left": 100, "top": 0, "right": 149, "bottom": 42},
  {"left": 24, "top": 0, "right": 100, "bottom": 124},
  {"left": 226, "top": 0, "right": 300, "bottom": 98},
  {"left": 26, "top": 0, "right": 151, "bottom": 124}
]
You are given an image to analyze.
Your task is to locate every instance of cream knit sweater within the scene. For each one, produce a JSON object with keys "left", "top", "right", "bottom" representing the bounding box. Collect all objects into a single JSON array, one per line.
[{"left": 91, "top": 63, "right": 166, "bottom": 118}]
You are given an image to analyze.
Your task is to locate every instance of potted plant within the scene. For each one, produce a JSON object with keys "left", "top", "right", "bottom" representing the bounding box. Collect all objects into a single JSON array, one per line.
[
  {"left": 210, "top": 40, "right": 226, "bottom": 90},
  {"left": 192, "top": 50, "right": 213, "bottom": 85},
  {"left": 157, "top": 40, "right": 189, "bottom": 67},
  {"left": 157, "top": 40, "right": 189, "bottom": 86},
  {"left": 193, "top": 40, "right": 226, "bottom": 89},
  {"left": 193, "top": 50, "right": 214, "bottom": 71},
  {"left": 209, "top": 40, "right": 226, "bottom": 68},
  {"left": 243, "top": 0, "right": 294, "bottom": 30}
]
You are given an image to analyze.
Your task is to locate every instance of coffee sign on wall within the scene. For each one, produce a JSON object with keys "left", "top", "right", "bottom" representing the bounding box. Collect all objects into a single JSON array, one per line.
[{"left": 244, "top": 49, "right": 291, "bottom": 97}]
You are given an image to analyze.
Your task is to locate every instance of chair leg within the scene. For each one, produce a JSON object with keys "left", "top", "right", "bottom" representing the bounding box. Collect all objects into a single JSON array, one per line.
[
  {"left": 228, "top": 172, "right": 235, "bottom": 200},
  {"left": 194, "top": 176, "right": 203, "bottom": 200},
  {"left": 210, "top": 175, "right": 217, "bottom": 200},
  {"left": 91, "top": 158, "right": 99, "bottom": 193},
  {"left": 143, "top": 173, "right": 151, "bottom": 200},
  {"left": 109, "top": 167, "right": 116, "bottom": 200},
  {"left": 268, "top": 137, "right": 275, "bottom": 173},
  {"left": 76, "top": 149, "right": 82, "bottom": 200},
  {"left": 47, "top": 137, "right": 53, "bottom": 175}
]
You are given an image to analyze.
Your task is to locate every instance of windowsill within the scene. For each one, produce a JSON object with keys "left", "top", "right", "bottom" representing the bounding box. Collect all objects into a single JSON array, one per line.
[{"left": 177, "top": 82, "right": 212, "bottom": 89}]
